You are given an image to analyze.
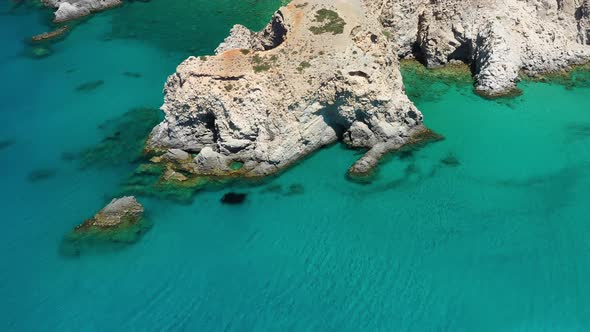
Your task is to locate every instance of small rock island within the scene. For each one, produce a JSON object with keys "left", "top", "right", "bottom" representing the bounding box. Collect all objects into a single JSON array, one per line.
[
  {"left": 75, "top": 196, "right": 144, "bottom": 230},
  {"left": 61, "top": 197, "right": 149, "bottom": 256}
]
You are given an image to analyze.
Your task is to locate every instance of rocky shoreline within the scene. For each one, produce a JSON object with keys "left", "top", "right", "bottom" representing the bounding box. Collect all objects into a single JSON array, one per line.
[
  {"left": 140, "top": 0, "right": 590, "bottom": 185},
  {"left": 41, "top": 0, "right": 123, "bottom": 22},
  {"left": 35, "top": 0, "right": 590, "bottom": 97},
  {"left": 147, "top": 0, "right": 425, "bottom": 181},
  {"left": 38, "top": 0, "right": 589, "bottom": 245},
  {"left": 372, "top": 0, "right": 590, "bottom": 97}
]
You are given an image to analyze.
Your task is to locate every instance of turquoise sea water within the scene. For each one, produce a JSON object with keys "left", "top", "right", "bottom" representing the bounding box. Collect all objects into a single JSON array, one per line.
[{"left": 2, "top": 1, "right": 590, "bottom": 331}]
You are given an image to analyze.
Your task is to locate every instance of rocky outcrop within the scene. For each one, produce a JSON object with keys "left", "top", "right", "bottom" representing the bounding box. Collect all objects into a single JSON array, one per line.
[
  {"left": 147, "top": 0, "right": 425, "bottom": 178},
  {"left": 372, "top": 0, "right": 590, "bottom": 96},
  {"left": 215, "top": 13, "right": 288, "bottom": 55},
  {"left": 76, "top": 196, "right": 144, "bottom": 230},
  {"left": 31, "top": 25, "right": 70, "bottom": 42},
  {"left": 41, "top": 0, "right": 122, "bottom": 22},
  {"left": 349, "top": 127, "right": 443, "bottom": 178},
  {"left": 578, "top": 0, "right": 590, "bottom": 45},
  {"left": 61, "top": 196, "right": 149, "bottom": 256},
  {"left": 473, "top": 22, "right": 521, "bottom": 97},
  {"left": 143, "top": 0, "right": 590, "bottom": 181}
]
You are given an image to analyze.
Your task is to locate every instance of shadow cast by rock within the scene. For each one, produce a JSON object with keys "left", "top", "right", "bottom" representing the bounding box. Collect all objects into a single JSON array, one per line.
[
  {"left": 221, "top": 192, "right": 247, "bottom": 204},
  {"left": 75, "top": 80, "right": 104, "bottom": 92},
  {"left": 27, "top": 168, "right": 57, "bottom": 182},
  {"left": 0, "top": 139, "right": 15, "bottom": 151}
]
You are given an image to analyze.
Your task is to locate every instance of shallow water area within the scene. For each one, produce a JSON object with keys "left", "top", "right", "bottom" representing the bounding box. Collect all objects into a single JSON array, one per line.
[{"left": 2, "top": 1, "right": 590, "bottom": 331}]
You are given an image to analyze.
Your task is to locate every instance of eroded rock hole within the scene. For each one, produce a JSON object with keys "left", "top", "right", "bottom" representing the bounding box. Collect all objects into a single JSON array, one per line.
[{"left": 203, "top": 112, "right": 220, "bottom": 143}]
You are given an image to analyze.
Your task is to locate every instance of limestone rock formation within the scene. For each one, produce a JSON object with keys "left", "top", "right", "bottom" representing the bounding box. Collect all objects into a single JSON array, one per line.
[
  {"left": 41, "top": 0, "right": 122, "bottom": 22},
  {"left": 144, "top": 0, "right": 590, "bottom": 181},
  {"left": 579, "top": 0, "right": 590, "bottom": 45},
  {"left": 473, "top": 22, "right": 521, "bottom": 97},
  {"left": 371, "top": 0, "right": 590, "bottom": 96},
  {"left": 147, "top": 0, "right": 426, "bottom": 178},
  {"left": 61, "top": 196, "right": 149, "bottom": 256},
  {"left": 215, "top": 13, "right": 288, "bottom": 55},
  {"left": 76, "top": 196, "right": 144, "bottom": 230}
]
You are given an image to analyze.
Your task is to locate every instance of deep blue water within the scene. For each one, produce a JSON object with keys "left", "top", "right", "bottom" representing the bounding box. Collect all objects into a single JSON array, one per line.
[{"left": 2, "top": 2, "right": 590, "bottom": 331}]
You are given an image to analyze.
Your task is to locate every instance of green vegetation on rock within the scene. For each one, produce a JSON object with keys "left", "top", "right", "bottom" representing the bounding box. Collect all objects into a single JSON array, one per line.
[
  {"left": 309, "top": 9, "right": 346, "bottom": 35},
  {"left": 297, "top": 61, "right": 311, "bottom": 73},
  {"left": 521, "top": 64, "right": 590, "bottom": 90},
  {"left": 252, "top": 54, "right": 278, "bottom": 73}
]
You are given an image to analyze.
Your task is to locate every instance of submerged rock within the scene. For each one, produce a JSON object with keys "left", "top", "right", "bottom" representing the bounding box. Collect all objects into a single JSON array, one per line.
[
  {"left": 68, "top": 107, "right": 162, "bottom": 169},
  {"left": 30, "top": 46, "right": 52, "bottom": 59},
  {"left": 221, "top": 192, "right": 247, "bottom": 204},
  {"left": 123, "top": 71, "right": 142, "bottom": 78},
  {"left": 440, "top": 154, "right": 461, "bottom": 167},
  {"left": 120, "top": 162, "right": 209, "bottom": 203},
  {"left": 286, "top": 184, "right": 304, "bottom": 196},
  {"left": 0, "top": 139, "right": 15, "bottom": 151},
  {"left": 27, "top": 168, "right": 58, "bottom": 182},
  {"left": 261, "top": 184, "right": 283, "bottom": 194},
  {"left": 75, "top": 80, "right": 104, "bottom": 92},
  {"left": 565, "top": 122, "right": 590, "bottom": 141},
  {"left": 348, "top": 143, "right": 397, "bottom": 179},
  {"left": 31, "top": 25, "right": 70, "bottom": 42},
  {"left": 348, "top": 127, "right": 444, "bottom": 179}
]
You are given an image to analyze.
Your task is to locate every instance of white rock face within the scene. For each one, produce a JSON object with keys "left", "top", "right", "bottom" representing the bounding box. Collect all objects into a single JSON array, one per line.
[
  {"left": 146, "top": 0, "right": 590, "bottom": 178},
  {"left": 371, "top": 0, "right": 590, "bottom": 95},
  {"left": 42, "top": 0, "right": 122, "bottom": 22},
  {"left": 148, "top": 0, "right": 426, "bottom": 177},
  {"left": 576, "top": 0, "right": 590, "bottom": 44},
  {"left": 473, "top": 22, "right": 522, "bottom": 96},
  {"left": 215, "top": 14, "right": 288, "bottom": 55}
]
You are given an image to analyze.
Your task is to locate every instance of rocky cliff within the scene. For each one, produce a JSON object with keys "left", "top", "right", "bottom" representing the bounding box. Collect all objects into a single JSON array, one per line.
[
  {"left": 147, "top": 0, "right": 427, "bottom": 178},
  {"left": 371, "top": 0, "right": 590, "bottom": 96},
  {"left": 146, "top": 0, "right": 590, "bottom": 180}
]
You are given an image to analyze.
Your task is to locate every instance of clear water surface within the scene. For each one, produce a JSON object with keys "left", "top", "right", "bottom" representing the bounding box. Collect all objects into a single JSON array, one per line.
[{"left": 1, "top": 1, "right": 590, "bottom": 331}]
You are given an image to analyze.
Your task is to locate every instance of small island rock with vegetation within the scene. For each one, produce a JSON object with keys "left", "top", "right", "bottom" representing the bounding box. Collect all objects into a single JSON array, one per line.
[{"left": 60, "top": 196, "right": 149, "bottom": 256}]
